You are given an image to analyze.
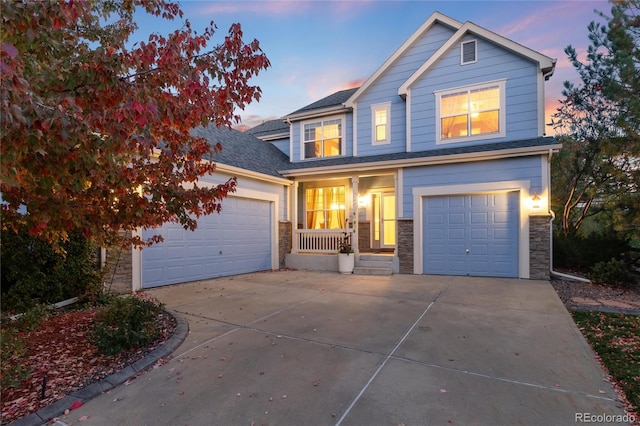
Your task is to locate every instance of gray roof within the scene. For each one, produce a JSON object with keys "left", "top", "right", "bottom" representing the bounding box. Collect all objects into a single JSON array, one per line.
[
  {"left": 191, "top": 126, "right": 290, "bottom": 178},
  {"left": 279, "top": 137, "right": 560, "bottom": 172},
  {"left": 246, "top": 119, "right": 289, "bottom": 138},
  {"left": 286, "top": 87, "right": 359, "bottom": 117}
]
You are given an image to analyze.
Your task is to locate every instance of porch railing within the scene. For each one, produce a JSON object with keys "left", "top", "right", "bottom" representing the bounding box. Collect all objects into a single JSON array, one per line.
[{"left": 294, "top": 229, "right": 350, "bottom": 254}]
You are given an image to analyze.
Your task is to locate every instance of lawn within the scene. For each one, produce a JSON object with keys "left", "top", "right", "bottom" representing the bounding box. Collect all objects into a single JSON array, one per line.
[{"left": 572, "top": 311, "right": 640, "bottom": 420}]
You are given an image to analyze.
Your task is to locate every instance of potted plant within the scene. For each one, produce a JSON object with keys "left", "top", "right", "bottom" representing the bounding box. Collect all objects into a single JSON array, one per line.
[{"left": 338, "top": 230, "right": 355, "bottom": 274}]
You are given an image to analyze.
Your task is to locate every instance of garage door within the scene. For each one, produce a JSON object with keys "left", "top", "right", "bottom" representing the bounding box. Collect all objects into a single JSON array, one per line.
[
  {"left": 423, "top": 192, "right": 519, "bottom": 277},
  {"left": 141, "top": 197, "right": 272, "bottom": 288}
]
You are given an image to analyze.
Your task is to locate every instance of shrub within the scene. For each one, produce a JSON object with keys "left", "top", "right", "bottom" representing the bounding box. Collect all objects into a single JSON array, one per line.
[
  {"left": 91, "top": 293, "right": 164, "bottom": 356},
  {"left": 1, "top": 227, "right": 103, "bottom": 313},
  {"left": 0, "top": 328, "right": 30, "bottom": 389},
  {"left": 553, "top": 231, "right": 631, "bottom": 270},
  {"left": 591, "top": 258, "right": 636, "bottom": 288}
]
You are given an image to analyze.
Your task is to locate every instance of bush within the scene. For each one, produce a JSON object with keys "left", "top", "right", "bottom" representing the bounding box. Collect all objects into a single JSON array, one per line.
[
  {"left": 553, "top": 231, "right": 631, "bottom": 270},
  {"left": 1, "top": 227, "right": 103, "bottom": 313},
  {"left": 91, "top": 293, "right": 164, "bottom": 356},
  {"left": 0, "top": 328, "right": 30, "bottom": 389},
  {"left": 591, "top": 258, "right": 636, "bottom": 288}
]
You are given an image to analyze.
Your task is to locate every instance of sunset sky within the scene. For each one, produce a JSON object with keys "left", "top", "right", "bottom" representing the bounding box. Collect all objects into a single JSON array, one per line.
[{"left": 135, "top": 0, "right": 613, "bottom": 134}]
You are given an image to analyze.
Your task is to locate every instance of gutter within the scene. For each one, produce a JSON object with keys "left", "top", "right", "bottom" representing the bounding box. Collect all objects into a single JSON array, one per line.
[{"left": 546, "top": 148, "right": 591, "bottom": 283}]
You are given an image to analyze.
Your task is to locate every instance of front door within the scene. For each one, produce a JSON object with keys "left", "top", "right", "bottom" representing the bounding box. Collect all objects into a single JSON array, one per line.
[{"left": 372, "top": 191, "right": 396, "bottom": 249}]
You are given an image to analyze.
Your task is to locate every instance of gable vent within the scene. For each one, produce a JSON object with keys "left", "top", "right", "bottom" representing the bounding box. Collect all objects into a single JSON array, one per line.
[{"left": 461, "top": 40, "right": 477, "bottom": 64}]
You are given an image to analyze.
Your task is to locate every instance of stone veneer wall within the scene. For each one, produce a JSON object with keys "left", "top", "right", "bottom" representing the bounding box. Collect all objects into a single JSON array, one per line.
[
  {"left": 397, "top": 219, "right": 414, "bottom": 274},
  {"left": 279, "top": 221, "right": 292, "bottom": 269},
  {"left": 529, "top": 215, "right": 551, "bottom": 280},
  {"left": 358, "top": 221, "right": 371, "bottom": 251}
]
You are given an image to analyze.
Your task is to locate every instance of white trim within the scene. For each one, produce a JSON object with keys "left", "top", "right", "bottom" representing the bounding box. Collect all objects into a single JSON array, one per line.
[
  {"left": 353, "top": 103, "right": 358, "bottom": 157},
  {"left": 397, "top": 168, "right": 404, "bottom": 218},
  {"left": 345, "top": 12, "right": 463, "bottom": 107},
  {"left": 132, "top": 229, "right": 142, "bottom": 291},
  {"left": 255, "top": 132, "right": 289, "bottom": 142},
  {"left": 537, "top": 70, "right": 545, "bottom": 136},
  {"left": 406, "top": 88, "right": 412, "bottom": 152},
  {"left": 284, "top": 105, "right": 350, "bottom": 121},
  {"left": 288, "top": 120, "right": 294, "bottom": 163},
  {"left": 435, "top": 79, "right": 506, "bottom": 145},
  {"left": 412, "top": 180, "right": 530, "bottom": 278},
  {"left": 299, "top": 114, "right": 346, "bottom": 161},
  {"left": 399, "top": 22, "right": 555, "bottom": 96},
  {"left": 371, "top": 101, "right": 391, "bottom": 146},
  {"left": 215, "top": 163, "right": 293, "bottom": 186},
  {"left": 460, "top": 39, "right": 477, "bottom": 65},
  {"left": 279, "top": 143, "right": 562, "bottom": 177}
]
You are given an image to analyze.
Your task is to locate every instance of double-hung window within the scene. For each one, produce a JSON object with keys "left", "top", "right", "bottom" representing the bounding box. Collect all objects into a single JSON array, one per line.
[
  {"left": 371, "top": 102, "right": 391, "bottom": 145},
  {"left": 435, "top": 79, "right": 506, "bottom": 144},
  {"left": 302, "top": 117, "right": 343, "bottom": 159},
  {"left": 305, "top": 186, "right": 345, "bottom": 229}
]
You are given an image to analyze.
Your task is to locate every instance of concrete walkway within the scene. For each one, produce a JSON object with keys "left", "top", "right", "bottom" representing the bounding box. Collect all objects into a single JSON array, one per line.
[{"left": 56, "top": 271, "right": 629, "bottom": 425}]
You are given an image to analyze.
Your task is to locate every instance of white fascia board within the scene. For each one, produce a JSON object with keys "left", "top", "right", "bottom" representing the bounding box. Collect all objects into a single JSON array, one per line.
[
  {"left": 215, "top": 163, "right": 293, "bottom": 186},
  {"left": 345, "top": 12, "right": 463, "bottom": 108},
  {"left": 278, "top": 144, "right": 562, "bottom": 177},
  {"left": 399, "top": 22, "right": 556, "bottom": 96},
  {"left": 284, "top": 105, "right": 351, "bottom": 122},
  {"left": 256, "top": 132, "right": 289, "bottom": 141}
]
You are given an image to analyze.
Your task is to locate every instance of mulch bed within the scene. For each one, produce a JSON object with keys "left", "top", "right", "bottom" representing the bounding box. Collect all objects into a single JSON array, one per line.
[{"left": 1, "top": 307, "right": 176, "bottom": 425}]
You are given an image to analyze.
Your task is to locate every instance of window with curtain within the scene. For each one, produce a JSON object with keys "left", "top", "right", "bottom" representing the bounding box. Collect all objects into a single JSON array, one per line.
[
  {"left": 305, "top": 186, "right": 346, "bottom": 229},
  {"left": 436, "top": 80, "right": 505, "bottom": 144},
  {"left": 303, "top": 118, "right": 342, "bottom": 159}
]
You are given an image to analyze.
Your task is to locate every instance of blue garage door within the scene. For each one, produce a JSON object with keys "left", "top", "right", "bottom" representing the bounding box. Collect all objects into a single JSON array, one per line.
[
  {"left": 141, "top": 197, "right": 272, "bottom": 288},
  {"left": 423, "top": 192, "right": 519, "bottom": 277}
]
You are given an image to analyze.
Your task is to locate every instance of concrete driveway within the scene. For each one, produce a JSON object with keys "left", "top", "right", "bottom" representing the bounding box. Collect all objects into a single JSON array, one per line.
[{"left": 66, "top": 271, "right": 627, "bottom": 425}]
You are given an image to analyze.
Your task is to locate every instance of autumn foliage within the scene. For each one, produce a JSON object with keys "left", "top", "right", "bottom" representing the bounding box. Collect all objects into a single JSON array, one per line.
[{"left": 1, "top": 0, "right": 270, "bottom": 248}]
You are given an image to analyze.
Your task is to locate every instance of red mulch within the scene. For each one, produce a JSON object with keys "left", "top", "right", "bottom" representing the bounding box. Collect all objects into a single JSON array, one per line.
[{"left": 1, "top": 307, "right": 176, "bottom": 425}]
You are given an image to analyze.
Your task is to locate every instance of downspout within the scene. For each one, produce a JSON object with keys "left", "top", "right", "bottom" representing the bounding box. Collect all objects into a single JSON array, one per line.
[{"left": 547, "top": 148, "right": 591, "bottom": 283}]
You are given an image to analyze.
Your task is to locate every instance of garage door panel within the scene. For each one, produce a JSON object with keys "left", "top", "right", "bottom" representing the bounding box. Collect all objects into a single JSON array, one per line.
[
  {"left": 423, "top": 191, "right": 519, "bottom": 278},
  {"left": 142, "top": 197, "right": 272, "bottom": 288}
]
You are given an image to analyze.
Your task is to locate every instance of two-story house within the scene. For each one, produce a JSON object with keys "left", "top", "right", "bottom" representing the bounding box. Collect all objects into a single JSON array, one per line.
[{"left": 114, "top": 11, "right": 559, "bottom": 291}]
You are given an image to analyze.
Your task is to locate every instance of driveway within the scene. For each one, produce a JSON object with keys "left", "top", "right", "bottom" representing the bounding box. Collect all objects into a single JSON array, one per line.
[{"left": 66, "top": 271, "right": 626, "bottom": 425}]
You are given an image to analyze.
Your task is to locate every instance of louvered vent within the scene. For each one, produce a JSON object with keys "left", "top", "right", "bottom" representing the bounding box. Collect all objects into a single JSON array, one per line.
[{"left": 461, "top": 40, "right": 477, "bottom": 64}]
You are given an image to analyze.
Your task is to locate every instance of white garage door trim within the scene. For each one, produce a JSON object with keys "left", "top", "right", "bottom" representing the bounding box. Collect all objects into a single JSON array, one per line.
[
  {"left": 132, "top": 187, "right": 279, "bottom": 291},
  {"left": 412, "top": 180, "right": 531, "bottom": 278}
]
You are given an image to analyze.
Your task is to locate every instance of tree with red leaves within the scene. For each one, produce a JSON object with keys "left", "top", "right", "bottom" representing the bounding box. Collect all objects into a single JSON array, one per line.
[{"left": 1, "top": 0, "right": 270, "bottom": 249}]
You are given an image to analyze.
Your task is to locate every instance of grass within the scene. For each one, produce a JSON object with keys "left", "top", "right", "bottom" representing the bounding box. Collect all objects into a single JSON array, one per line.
[{"left": 572, "top": 311, "right": 640, "bottom": 416}]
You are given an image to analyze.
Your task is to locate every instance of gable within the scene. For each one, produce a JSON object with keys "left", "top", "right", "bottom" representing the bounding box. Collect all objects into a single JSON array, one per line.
[
  {"left": 399, "top": 21, "right": 556, "bottom": 96},
  {"left": 345, "top": 12, "right": 462, "bottom": 107}
]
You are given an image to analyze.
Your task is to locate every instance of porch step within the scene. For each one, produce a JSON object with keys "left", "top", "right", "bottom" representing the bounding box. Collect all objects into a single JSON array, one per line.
[
  {"left": 353, "top": 266, "right": 392, "bottom": 276},
  {"left": 353, "top": 255, "right": 393, "bottom": 276}
]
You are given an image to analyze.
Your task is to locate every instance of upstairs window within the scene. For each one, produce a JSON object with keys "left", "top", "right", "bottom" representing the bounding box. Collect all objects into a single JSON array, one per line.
[
  {"left": 305, "top": 186, "right": 345, "bottom": 229},
  {"left": 435, "top": 80, "right": 506, "bottom": 144},
  {"left": 302, "top": 117, "right": 343, "bottom": 159},
  {"left": 461, "top": 40, "right": 477, "bottom": 65},
  {"left": 371, "top": 102, "right": 391, "bottom": 145}
]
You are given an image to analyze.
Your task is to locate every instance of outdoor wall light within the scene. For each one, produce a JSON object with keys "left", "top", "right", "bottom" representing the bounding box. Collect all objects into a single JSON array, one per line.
[{"left": 531, "top": 193, "right": 541, "bottom": 210}]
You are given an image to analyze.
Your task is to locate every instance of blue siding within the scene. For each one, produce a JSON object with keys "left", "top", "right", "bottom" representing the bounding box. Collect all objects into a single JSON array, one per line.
[
  {"left": 410, "top": 34, "right": 540, "bottom": 151},
  {"left": 271, "top": 138, "right": 290, "bottom": 158},
  {"left": 356, "top": 23, "right": 456, "bottom": 157},
  {"left": 402, "top": 156, "right": 542, "bottom": 217},
  {"left": 198, "top": 170, "right": 287, "bottom": 221}
]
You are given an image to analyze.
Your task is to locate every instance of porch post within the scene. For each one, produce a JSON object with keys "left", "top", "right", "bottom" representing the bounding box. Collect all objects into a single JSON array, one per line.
[
  {"left": 292, "top": 181, "right": 299, "bottom": 254},
  {"left": 351, "top": 175, "right": 359, "bottom": 255}
]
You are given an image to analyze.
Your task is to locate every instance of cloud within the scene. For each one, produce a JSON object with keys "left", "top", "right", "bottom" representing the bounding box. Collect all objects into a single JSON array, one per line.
[{"left": 192, "top": 0, "right": 373, "bottom": 19}]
